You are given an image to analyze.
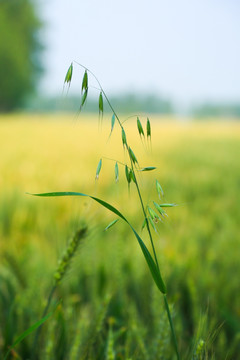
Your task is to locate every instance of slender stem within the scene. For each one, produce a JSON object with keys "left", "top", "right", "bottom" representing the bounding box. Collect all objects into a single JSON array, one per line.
[
  {"left": 102, "top": 156, "right": 126, "bottom": 167},
  {"left": 164, "top": 295, "right": 181, "bottom": 360}
]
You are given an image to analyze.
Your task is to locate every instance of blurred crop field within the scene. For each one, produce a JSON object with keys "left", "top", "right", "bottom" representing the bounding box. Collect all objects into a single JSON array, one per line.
[{"left": 0, "top": 114, "right": 240, "bottom": 359}]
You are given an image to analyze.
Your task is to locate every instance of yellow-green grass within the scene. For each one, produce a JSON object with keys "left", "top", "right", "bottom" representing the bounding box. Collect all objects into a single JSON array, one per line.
[{"left": 0, "top": 114, "right": 240, "bottom": 359}]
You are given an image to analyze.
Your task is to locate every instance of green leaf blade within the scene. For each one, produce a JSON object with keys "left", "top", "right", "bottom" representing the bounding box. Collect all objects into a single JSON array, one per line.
[{"left": 29, "top": 191, "right": 166, "bottom": 294}]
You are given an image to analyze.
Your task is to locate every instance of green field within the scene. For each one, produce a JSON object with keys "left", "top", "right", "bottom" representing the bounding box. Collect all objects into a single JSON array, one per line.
[{"left": 0, "top": 115, "right": 240, "bottom": 359}]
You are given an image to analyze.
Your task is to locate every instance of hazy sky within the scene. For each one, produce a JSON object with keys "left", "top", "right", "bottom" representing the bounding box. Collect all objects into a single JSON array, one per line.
[{"left": 39, "top": 0, "right": 240, "bottom": 105}]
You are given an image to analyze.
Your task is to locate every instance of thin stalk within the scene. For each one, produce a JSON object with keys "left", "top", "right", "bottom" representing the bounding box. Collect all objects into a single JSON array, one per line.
[{"left": 164, "top": 295, "right": 181, "bottom": 360}]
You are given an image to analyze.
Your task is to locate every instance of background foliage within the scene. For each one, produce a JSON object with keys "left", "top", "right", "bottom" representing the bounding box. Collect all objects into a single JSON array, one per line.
[
  {"left": 0, "top": 116, "right": 239, "bottom": 359},
  {"left": 0, "top": 0, "right": 42, "bottom": 111}
]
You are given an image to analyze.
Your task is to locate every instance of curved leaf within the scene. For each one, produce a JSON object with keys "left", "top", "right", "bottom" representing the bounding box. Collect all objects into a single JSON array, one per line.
[{"left": 29, "top": 191, "right": 166, "bottom": 294}]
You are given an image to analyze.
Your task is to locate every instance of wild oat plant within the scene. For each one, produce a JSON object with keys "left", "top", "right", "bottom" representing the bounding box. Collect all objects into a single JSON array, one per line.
[{"left": 32, "top": 62, "right": 182, "bottom": 359}]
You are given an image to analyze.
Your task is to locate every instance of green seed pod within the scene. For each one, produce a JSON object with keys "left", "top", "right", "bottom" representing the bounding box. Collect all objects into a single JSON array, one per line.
[
  {"left": 122, "top": 128, "right": 127, "bottom": 147},
  {"left": 125, "top": 165, "right": 131, "bottom": 183},
  {"left": 156, "top": 180, "right": 164, "bottom": 199},
  {"left": 137, "top": 117, "right": 144, "bottom": 137},
  {"left": 129, "top": 147, "right": 138, "bottom": 165},
  {"left": 80, "top": 88, "right": 88, "bottom": 109},
  {"left": 153, "top": 201, "right": 167, "bottom": 217},
  {"left": 140, "top": 167, "right": 156, "bottom": 171},
  {"left": 147, "top": 117, "right": 151, "bottom": 139},
  {"left": 129, "top": 169, "right": 136, "bottom": 183},
  {"left": 95, "top": 159, "right": 102, "bottom": 180},
  {"left": 115, "top": 162, "right": 119, "bottom": 182},
  {"left": 99, "top": 92, "right": 103, "bottom": 117},
  {"left": 141, "top": 218, "right": 147, "bottom": 230},
  {"left": 159, "top": 203, "right": 176, "bottom": 207},
  {"left": 64, "top": 63, "right": 73, "bottom": 85},
  {"left": 147, "top": 206, "right": 160, "bottom": 222},
  {"left": 111, "top": 114, "right": 115, "bottom": 133},
  {"left": 81, "top": 70, "right": 88, "bottom": 93},
  {"left": 148, "top": 216, "right": 157, "bottom": 232}
]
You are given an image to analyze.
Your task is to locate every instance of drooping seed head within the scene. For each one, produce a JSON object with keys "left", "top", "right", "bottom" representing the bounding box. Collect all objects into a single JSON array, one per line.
[
  {"left": 115, "top": 162, "right": 119, "bottom": 182},
  {"left": 125, "top": 165, "right": 131, "bottom": 184},
  {"left": 156, "top": 180, "right": 164, "bottom": 199},
  {"left": 129, "top": 147, "right": 138, "bottom": 165},
  {"left": 141, "top": 217, "right": 147, "bottom": 230},
  {"left": 99, "top": 92, "right": 104, "bottom": 117},
  {"left": 95, "top": 158, "right": 102, "bottom": 180},
  {"left": 137, "top": 117, "right": 145, "bottom": 137},
  {"left": 139, "top": 167, "right": 156, "bottom": 171},
  {"left": 153, "top": 201, "right": 167, "bottom": 218},
  {"left": 122, "top": 128, "right": 127, "bottom": 148},
  {"left": 147, "top": 117, "right": 151, "bottom": 140},
  {"left": 111, "top": 114, "right": 116, "bottom": 133},
  {"left": 159, "top": 203, "right": 177, "bottom": 207},
  {"left": 81, "top": 70, "right": 88, "bottom": 94},
  {"left": 147, "top": 205, "right": 161, "bottom": 223},
  {"left": 129, "top": 169, "right": 136, "bottom": 183},
  {"left": 80, "top": 88, "right": 88, "bottom": 109},
  {"left": 64, "top": 63, "right": 73, "bottom": 85},
  {"left": 148, "top": 216, "right": 157, "bottom": 232}
]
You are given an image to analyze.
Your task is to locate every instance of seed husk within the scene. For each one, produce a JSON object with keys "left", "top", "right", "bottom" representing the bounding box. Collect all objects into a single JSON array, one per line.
[
  {"left": 115, "top": 162, "right": 119, "bottom": 182},
  {"left": 95, "top": 158, "right": 102, "bottom": 180},
  {"left": 64, "top": 63, "right": 73, "bottom": 85},
  {"left": 81, "top": 70, "right": 88, "bottom": 93},
  {"left": 147, "top": 117, "right": 151, "bottom": 140},
  {"left": 137, "top": 117, "right": 144, "bottom": 137}
]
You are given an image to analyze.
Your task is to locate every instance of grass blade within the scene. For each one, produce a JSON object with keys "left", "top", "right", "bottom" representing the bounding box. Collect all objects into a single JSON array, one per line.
[{"left": 4, "top": 302, "right": 60, "bottom": 360}]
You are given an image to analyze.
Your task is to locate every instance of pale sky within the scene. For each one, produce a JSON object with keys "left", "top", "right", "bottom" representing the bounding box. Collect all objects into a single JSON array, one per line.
[{"left": 39, "top": 0, "right": 240, "bottom": 106}]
